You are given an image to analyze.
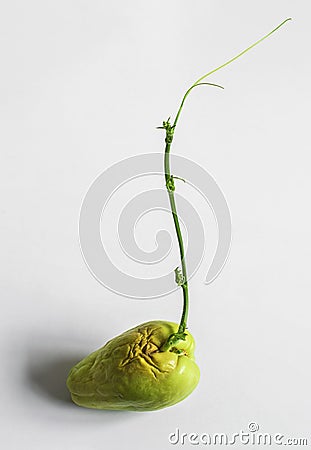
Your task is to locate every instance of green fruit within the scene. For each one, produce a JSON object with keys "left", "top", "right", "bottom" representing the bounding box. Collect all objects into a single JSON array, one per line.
[{"left": 66, "top": 320, "right": 200, "bottom": 411}]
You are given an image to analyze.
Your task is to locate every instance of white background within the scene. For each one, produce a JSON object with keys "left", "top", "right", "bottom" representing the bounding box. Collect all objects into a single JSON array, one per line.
[{"left": 1, "top": 1, "right": 310, "bottom": 449}]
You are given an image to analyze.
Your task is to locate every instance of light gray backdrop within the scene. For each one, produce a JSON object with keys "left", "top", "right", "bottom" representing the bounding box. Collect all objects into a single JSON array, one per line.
[{"left": 1, "top": 1, "right": 310, "bottom": 449}]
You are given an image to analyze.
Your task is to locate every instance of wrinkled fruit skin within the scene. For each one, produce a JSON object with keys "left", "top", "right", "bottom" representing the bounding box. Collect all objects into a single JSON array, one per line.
[{"left": 66, "top": 320, "right": 200, "bottom": 411}]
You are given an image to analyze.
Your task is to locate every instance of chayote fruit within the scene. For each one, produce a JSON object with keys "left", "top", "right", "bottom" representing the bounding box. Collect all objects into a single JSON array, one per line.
[{"left": 66, "top": 320, "right": 200, "bottom": 411}]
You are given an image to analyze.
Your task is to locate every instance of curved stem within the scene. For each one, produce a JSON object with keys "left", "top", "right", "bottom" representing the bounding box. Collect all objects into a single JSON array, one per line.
[
  {"left": 164, "top": 135, "right": 188, "bottom": 335},
  {"left": 160, "top": 18, "right": 291, "bottom": 351},
  {"left": 173, "top": 18, "right": 291, "bottom": 129}
]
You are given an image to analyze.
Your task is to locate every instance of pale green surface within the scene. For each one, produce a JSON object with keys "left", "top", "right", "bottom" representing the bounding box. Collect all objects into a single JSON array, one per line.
[{"left": 66, "top": 321, "right": 200, "bottom": 411}]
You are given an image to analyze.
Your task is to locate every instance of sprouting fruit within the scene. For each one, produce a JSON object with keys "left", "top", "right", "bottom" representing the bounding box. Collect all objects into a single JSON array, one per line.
[
  {"left": 67, "top": 18, "right": 291, "bottom": 411},
  {"left": 67, "top": 321, "right": 199, "bottom": 411}
]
